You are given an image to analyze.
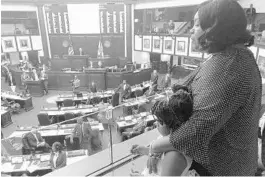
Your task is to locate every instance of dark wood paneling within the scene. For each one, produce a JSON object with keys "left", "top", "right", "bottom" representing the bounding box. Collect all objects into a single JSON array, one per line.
[{"left": 49, "top": 34, "right": 125, "bottom": 58}]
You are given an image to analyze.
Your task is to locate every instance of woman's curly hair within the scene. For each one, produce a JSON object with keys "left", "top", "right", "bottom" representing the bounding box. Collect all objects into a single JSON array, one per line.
[{"left": 151, "top": 86, "right": 193, "bottom": 130}]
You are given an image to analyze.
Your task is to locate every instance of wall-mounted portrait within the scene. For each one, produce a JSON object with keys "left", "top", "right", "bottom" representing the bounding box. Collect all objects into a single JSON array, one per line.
[
  {"left": 152, "top": 36, "right": 162, "bottom": 53},
  {"left": 134, "top": 35, "right": 143, "bottom": 51},
  {"left": 1, "top": 36, "right": 17, "bottom": 53},
  {"left": 188, "top": 38, "right": 202, "bottom": 58},
  {"left": 175, "top": 37, "right": 189, "bottom": 56},
  {"left": 17, "top": 36, "right": 32, "bottom": 51},
  {"left": 163, "top": 36, "right": 175, "bottom": 55},
  {"left": 142, "top": 36, "right": 152, "bottom": 52}
]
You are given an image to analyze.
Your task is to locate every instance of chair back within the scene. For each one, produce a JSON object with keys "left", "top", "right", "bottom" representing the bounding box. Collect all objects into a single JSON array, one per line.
[
  {"left": 64, "top": 112, "right": 75, "bottom": 121},
  {"left": 63, "top": 99, "right": 74, "bottom": 107},
  {"left": 112, "top": 93, "right": 119, "bottom": 107},
  {"left": 37, "top": 113, "right": 51, "bottom": 126},
  {"left": 76, "top": 92, "right": 83, "bottom": 98},
  {"left": 134, "top": 89, "right": 143, "bottom": 97},
  {"left": 91, "top": 96, "right": 101, "bottom": 105}
]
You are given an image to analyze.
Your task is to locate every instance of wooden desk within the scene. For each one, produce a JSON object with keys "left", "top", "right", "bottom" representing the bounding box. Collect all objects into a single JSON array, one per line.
[
  {"left": 25, "top": 80, "right": 44, "bottom": 97},
  {"left": 1, "top": 109, "right": 12, "bottom": 128},
  {"left": 116, "top": 112, "right": 155, "bottom": 131},
  {"left": 39, "top": 105, "right": 99, "bottom": 116},
  {"left": 1, "top": 150, "right": 88, "bottom": 175},
  {"left": 55, "top": 91, "right": 114, "bottom": 106},
  {"left": 8, "top": 123, "right": 104, "bottom": 139},
  {"left": 1, "top": 91, "right": 33, "bottom": 111}
]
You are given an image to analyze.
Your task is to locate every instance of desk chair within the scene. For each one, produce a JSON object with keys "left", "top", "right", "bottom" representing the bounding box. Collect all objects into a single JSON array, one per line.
[
  {"left": 63, "top": 99, "right": 74, "bottom": 107},
  {"left": 112, "top": 93, "right": 119, "bottom": 107},
  {"left": 134, "top": 89, "right": 143, "bottom": 97},
  {"left": 91, "top": 96, "right": 101, "bottom": 105},
  {"left": 21, "top": 134, "right": 44, "bottom": 155},
  {"left": 37, "top": 113, "right": 51, "bottom": 126},
  {"left": 63, "top": 112, "right": 76, "bottom": 124}
]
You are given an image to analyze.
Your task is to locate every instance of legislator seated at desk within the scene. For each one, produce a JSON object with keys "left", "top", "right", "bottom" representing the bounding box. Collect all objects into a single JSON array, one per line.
[
  {"left": 22, "top": 127, "right": 51, "bottom": 155},
  {"left": 50, "top": 142, "right": 66, "bottom": 171},
  {"left": 89, "top": 81, "right": 97, "bottom": 93}
]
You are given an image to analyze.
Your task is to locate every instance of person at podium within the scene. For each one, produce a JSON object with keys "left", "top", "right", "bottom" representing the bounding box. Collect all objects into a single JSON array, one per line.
[
  {"left": 79, "top": 48, "right": 85, "bottom": 56},
  {"left": 71, "top": 75, "right": 80, "bottom": 92},
  {"left": 116, "top": 80, "right": 132, "bottom": 103},
  {"left": 150, "top": 70, "right": 158, "bottom": 91},
  {"left": 90, "top": 81, "right": 97, "bottom": 93}
]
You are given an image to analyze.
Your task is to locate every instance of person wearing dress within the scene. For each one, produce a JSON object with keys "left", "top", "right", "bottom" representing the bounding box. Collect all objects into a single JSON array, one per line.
[
  {"left": 40, "top": 67, "right": 48, "bottom": 94},
  {"left": 21, "top": 71, "right": 30, "bottom": 93},
  {"left": 131, "top": 87, "right": 200, "bottom": 176},
  {"left": 71, "top": 118, "right": 93, "bottom": 155},
  {"left": 50, "top": 142, "right": 67, "bottom": 170},
  {"left": 146, "top": 0, "right": 261, "bottom": 176}
]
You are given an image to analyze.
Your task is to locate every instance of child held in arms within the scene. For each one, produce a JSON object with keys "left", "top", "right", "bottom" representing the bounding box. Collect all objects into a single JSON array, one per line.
[{"left": 130, "top": 86, "right": 199, "bottom": 176}]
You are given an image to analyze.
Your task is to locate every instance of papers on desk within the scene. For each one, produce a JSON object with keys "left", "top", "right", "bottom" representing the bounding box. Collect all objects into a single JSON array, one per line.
[{"left": 27, "top": 162, "right": 39, "bottom": 173}]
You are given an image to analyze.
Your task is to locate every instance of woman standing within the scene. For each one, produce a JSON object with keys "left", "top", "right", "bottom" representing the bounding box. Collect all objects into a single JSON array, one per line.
[
  {"left": 40, "top": 66, "right": 48, "bottom": 95},
  {"left": 50, "top": 142, "right": 67, "bottom": 170},
  {"left": 142, "top": 0, "right": 262, "bottom": 175}
]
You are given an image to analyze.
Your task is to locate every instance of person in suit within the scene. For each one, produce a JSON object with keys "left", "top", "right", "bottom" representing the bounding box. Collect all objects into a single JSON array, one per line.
[
  {"left": 89, "top": 81, "right": 97, "bottom": 93},
  {"left": 21, "top": 71, "right": 30, "bottom": 94},
  {"left": 146, "top": 0, "right": 261, "bottom": 176},
  {"left": 22, "top": 127, "right": 50, "bottom": 153},
  {"left": 160, "top": 73, "right": 171, "bottom": 90},
  {"left": 50, "top": 142, "right": 67, "bottom": 170},
  {"left": 116, "top": 80, "right": 131, "bottom": 103},
  {"left": 150, "top": 70, "right": 158, "bottom": 91},
  {"left": 79, "top": 48, "right": 85, "bottom": 56},
  {"left": 71, "top": 117, "right": 93, "bottom": 155},
  {"left": 71, "top": 75, "right": 80, "bottom": 92}
]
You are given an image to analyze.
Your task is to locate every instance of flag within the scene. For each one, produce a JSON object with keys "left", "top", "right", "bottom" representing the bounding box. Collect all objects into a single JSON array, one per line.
[
  {"left": 97, "top": 38, "right": 104, "bottom": 58},
  {"left": 68, "top": 34, "right": 74, "bottom": 55}
]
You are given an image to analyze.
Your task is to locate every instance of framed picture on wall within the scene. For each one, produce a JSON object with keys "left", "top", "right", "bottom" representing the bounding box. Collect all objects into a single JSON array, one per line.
[
  {"left": 152, "top": 36, "right": 163, "bottom": 53},
  {"left": 188, "top": 38, "right": 203, "bottom": 58},
  {"left": 1, "top": 36, "right": 17, "bottom": 53},
  {"left": 17, "top": 36, "right": 32, "bottom": 51},
  {"left": 248, "top": 46, "right": 258, "bottom": 60},
  {"left": 163, "top": 36, "right": 175, "bottom": 55},
  {"left": 134, "top": 35, "right": 143, "bottom": 51},
  {"left": 175, "top": 37, "right": 188, "bottom": 56},
  {"left": 257, "top": 48, "right": 265, "bottom": 81},
  {"left": 143, "top": 36, "right": 152, "bottom": 52}
]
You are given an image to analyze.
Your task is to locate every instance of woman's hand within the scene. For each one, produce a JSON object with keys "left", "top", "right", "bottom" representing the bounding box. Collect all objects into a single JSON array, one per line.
[{"left": 130, "top": 145, "right": 149, "bottom": 156}]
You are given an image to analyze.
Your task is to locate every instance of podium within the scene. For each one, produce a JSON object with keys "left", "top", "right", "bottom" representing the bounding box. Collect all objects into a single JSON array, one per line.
[{"left": 25, "top": 80, "right": 44, "bottom": 97}]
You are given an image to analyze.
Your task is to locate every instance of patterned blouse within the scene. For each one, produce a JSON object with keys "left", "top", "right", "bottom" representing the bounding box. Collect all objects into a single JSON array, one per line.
[{"left": 169, "top": 45, "right": 262, "bottom": 176}]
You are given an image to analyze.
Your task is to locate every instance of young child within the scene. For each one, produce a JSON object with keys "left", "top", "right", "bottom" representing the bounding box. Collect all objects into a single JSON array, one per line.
[{"left": 130, "top": 86, "right": 199, "bottom": 176}]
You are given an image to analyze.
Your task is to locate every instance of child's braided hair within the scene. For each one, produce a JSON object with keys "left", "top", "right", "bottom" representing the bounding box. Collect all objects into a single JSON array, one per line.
[{"left": 151, "top": 86, "right": 193, "bottom": 130}]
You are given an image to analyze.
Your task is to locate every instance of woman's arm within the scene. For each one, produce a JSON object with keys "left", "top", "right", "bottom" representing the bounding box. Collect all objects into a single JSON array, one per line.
[
  {"left": 151, "top": 136, "right": 175, "bottom": 153},
  {"left": 160, "top": 151, "right": 187, "bottom": 176}
]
